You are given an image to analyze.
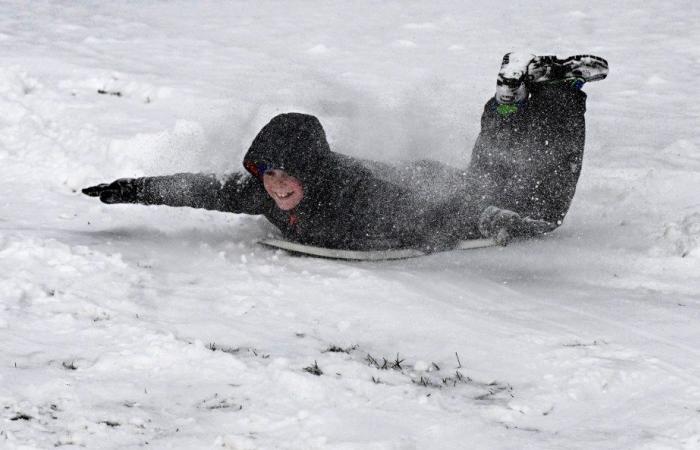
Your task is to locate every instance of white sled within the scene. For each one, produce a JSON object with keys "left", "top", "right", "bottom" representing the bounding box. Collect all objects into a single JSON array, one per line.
[{"left": 258, "top": 238, "right": 497, "bottom": 261}]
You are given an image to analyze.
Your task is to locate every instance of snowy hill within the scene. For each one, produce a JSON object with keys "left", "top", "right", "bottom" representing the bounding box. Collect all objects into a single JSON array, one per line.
[{"left": 1, "top": 1, "right": 699, "bottom": 448}]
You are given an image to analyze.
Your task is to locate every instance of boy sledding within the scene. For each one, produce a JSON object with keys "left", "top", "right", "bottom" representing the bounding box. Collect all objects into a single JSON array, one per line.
[{"left": 83, "top": 53, "right": 608, "bottom": 252}]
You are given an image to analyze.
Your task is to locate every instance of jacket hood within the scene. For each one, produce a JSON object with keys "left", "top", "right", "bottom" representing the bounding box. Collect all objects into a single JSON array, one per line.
[{"left": 243, "top": 113, "right": 333, "bottom": 183}]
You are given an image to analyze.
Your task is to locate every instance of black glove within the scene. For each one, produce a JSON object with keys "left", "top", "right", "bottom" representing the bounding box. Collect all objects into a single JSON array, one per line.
[
  {"left": 82, "top": 178, "right": 139, "bottom": 204},
  {"left": 478, "top": 206, "right": 556, "bottom": 246}
]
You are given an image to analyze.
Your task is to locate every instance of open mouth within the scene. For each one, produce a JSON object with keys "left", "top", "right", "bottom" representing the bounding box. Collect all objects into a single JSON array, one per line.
[{"left": 273, "top": 191, "right": 294, "bottom": 199}]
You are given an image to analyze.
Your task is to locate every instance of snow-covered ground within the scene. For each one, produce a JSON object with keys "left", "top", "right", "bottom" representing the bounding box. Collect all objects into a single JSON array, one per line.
[{"left": 1, "top": 1, "right": 699, "bottom": 448}]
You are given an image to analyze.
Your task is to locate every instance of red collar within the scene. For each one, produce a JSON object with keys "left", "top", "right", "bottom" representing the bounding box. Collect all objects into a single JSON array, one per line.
[{"left": 288, "top": 211, "right": 299, "bottom": 226}]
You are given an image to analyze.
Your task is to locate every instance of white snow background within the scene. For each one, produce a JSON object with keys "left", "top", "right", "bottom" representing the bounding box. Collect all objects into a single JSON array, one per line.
[{"left": 1, "top": 1, "right": 699, "bottom": 449}]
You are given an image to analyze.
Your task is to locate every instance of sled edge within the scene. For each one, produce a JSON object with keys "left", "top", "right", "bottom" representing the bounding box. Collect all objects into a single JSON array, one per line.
[
  {"left": 259, "top": 237, "right": 498, "bottom": 261},
  {"left": 258, "top": 239, "right": 426, "bottom": 260}
]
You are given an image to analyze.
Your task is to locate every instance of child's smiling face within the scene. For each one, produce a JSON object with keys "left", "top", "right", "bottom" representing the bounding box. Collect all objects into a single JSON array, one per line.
[{"left": 262, "top": 169, "right": 304, "bottom": 210}]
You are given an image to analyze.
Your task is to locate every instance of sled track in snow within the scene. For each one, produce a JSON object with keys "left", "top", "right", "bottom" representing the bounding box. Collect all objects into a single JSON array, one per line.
[{"left": 397, "top": 271, "right": 700, "bottom": 387}]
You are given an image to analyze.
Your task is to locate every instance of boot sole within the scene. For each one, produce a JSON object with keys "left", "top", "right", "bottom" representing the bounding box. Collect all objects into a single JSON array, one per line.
[{"left": 529, "top": 54, "right": 609, "bottom": 84}]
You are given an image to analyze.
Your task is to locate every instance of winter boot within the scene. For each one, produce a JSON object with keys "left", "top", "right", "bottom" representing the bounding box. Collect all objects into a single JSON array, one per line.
[
  {"left": 528, "top": 54, "right": 609, "bottom": 89},
  {"left": 495, "top": 52, "right": 535, "bottom": 105},
  {"left": 495, "top": 52, "right": 609, "bottom": 116}
]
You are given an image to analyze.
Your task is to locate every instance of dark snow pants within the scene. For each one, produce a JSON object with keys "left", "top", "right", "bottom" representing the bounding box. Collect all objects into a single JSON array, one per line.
[{"left": 469, "top": 84, "right": 587, "bottom": 225}]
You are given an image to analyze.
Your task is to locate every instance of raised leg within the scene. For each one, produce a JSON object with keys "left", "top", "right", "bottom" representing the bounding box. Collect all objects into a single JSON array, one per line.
[{"left": 470, "top": 80, "right": 588, "bottom": 225}]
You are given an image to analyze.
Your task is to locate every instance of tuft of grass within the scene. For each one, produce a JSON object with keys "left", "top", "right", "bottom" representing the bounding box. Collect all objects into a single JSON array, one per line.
[
  {"left": 563, "top": 340, "right": 607, "bottom": 348},
  {"left": 99, "top": 420, "right": 121, "bottom": 427},
  {"left": 413, "top": 376, "right": 433, "bottom": 387},
  {"left": 207, "top": 343, "right": 270, "bottom": 358},
  {"left": 474, "top": 383, "right": 514, "bottom": 400},
  {"left": 10, "top": 413, "right": 32, "bottom": 421},
  {"left": 323, "top": 344, "right": 358, "bottom": 354},
  {"left": 499, "top": 422, "right": 541, "bottom": 433},
  {"left": 206, "top": 342, "right": 240, "bottom": 354},
  {"left": 203, "top": 400, "right": 242, "bottom": 411},
  {"left": 363, "top": 350, "right": 513, "bottom": 402},
  {"left": 303, "top": 361, "right": 323, "bottom": 376},
  {"left": 97, "top": 89, "right": 122, "bottom": 97},
  {"left": 365, "top": 353, "right": 379, "bottom": 368},
  {"left": 365, "top": 353, "right": 405, "bottom": 371}
]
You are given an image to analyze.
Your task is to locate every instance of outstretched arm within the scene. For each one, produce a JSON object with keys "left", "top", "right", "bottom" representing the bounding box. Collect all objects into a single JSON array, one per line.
[{"left": 82, "top": 172, "right": 271, "bottom": 214}]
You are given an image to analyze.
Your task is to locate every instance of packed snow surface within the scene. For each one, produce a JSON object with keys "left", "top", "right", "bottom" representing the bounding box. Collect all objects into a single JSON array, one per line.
[{"left": 1, "top": 1, "right": 699, "bottom": 449}]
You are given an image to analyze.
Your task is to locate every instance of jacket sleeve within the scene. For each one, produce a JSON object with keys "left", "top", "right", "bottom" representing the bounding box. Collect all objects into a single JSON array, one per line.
[{"left": 134, "top": 172, "right": 270, "bottom": 214}]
